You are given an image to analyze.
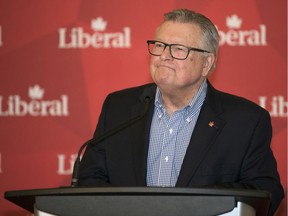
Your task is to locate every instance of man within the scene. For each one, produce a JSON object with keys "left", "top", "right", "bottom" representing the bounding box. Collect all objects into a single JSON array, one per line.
[{"left": 78, "top": 9, "right": 284, "bottom": 215}]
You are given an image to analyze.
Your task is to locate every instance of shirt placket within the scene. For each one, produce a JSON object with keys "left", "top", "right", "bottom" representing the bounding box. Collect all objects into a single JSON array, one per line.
[{"left": 157, "top": 111, "right": 182, "bottom": 186}]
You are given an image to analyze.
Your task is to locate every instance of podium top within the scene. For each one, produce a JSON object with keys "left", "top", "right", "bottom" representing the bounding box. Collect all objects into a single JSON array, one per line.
[{"left": 5, "top": 187, "right": 271, "bottom": 215}]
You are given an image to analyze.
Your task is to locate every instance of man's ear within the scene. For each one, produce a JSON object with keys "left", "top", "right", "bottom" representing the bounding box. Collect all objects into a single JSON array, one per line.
[{"left": 202, "top": 54, "right": 215, "bottom": 77}]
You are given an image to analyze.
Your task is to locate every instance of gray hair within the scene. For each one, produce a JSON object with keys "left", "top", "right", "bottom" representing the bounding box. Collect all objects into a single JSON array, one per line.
[{"left": 163, "top": 9, "right": 219, "bottom": 70}]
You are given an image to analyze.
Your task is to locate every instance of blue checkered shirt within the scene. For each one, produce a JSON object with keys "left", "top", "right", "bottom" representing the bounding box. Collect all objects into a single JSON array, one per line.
[{"left": 146, "top": 80, "right": 207, "bottom": 186}]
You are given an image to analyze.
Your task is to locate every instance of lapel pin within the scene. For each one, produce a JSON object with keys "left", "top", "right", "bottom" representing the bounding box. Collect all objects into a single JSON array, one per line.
[{"left": 208, "top": 121, "right": 215, "bottom": 128}]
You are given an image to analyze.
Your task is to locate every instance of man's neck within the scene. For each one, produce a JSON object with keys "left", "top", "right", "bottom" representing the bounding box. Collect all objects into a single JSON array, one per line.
[{"left": 159, "top": 79, "right": 206, "bottom": 116}]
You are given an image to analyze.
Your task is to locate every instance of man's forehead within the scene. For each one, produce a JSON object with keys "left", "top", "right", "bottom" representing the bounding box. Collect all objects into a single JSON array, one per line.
[
  {"left": 156, "top": 21, "right": 201, "bottom": 33},
  {"left": 154, "top": 21, "right": 203, "bottom": 42}
]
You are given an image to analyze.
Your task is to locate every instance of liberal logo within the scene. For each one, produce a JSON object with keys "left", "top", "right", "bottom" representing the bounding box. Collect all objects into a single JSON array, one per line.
[
  {"left": 0, "top": 85, "right": 69, "bottom": 117},
  {"left": 217, "top": 14, "right": 267, "bottom": 46},
  {"left": 58, "top": 17, "right": 131, "bottom": 49},
  {"left": 259, "top": 96, "right": 287, "bottom": 117},
  {"left": 57, "top": 153, "right": 76, "bottom": 175}
]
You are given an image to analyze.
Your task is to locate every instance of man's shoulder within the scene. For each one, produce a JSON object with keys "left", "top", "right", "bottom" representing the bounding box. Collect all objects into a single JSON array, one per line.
[
  {"left": 208, "top": 83, "right": 268, "bottom": 114},
  {"left": 106, "top": 83, "right": 156, "bottom": 103},
  {"left": 111, "top": 83, "right": 155, "bottom": 95}
]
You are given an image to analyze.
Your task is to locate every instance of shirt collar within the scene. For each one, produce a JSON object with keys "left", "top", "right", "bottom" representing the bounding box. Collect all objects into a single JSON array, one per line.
[{"left": 154, "top": 79, "right": 208, "bottom": 118}]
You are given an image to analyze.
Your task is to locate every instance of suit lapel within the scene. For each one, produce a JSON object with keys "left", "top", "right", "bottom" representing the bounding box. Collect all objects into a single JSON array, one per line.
[
  {"left": 126, "top": 82, "right": 226, "bottom": 186},
  {"left": 130, "top": 84, "right": 156, "bottom": 186},
  {"left": 176, "top": 82, "right": 226, "bottom": 187}
]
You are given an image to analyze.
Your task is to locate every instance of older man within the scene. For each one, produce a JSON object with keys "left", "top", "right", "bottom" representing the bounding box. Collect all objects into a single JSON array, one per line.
[{"left": 78, "top": 9, "right": 284, "bottom": 215}]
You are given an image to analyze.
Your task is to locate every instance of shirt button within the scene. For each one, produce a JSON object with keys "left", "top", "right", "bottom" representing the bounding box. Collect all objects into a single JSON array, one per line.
[
  {"left": 169, "top": 128, "right": 173, "bottom": 134},
  {"left": 164, "top": 156, "right": 169, "bottom": 162}
]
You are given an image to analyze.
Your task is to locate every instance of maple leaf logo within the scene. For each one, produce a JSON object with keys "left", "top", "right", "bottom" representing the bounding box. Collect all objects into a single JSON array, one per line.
[
  {"left": 91, "top": 17, "right": 107, "bottom": 31},
  {"left": 29, "top": 85, "right": 44, "bottom": 99},
  {"left": 226, "top": 14, "right": 242, "bottom": 29}
]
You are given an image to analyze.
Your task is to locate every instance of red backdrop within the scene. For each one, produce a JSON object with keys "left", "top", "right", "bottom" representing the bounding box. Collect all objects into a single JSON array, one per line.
[{"left": 0, "top": 0, "right": 286, "bottom": 215}]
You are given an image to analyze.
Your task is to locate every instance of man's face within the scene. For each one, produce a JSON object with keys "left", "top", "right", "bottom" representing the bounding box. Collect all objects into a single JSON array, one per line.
[{"left": 149, "top": 21, "right": 214, "bottom": 93}]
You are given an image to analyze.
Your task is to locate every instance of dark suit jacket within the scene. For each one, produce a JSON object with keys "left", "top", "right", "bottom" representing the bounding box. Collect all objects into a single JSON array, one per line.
[{"left": 79, "top": 81, "right": 284, "bottom": 215}]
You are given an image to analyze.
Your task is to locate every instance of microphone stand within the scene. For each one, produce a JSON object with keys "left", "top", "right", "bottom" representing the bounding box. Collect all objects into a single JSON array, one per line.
[{"left": 71, "top": 97, "right": 151, "bottom": 187}]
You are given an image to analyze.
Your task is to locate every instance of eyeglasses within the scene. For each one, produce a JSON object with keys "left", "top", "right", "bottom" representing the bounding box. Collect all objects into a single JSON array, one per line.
[{"left": 147, "top": 40, "right": 211, "bottom": 60}]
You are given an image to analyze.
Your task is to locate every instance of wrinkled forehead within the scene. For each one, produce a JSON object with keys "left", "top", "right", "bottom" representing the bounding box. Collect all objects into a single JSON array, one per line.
[{"left": 154, "top": 21, "right": 204, "bottom": 45}]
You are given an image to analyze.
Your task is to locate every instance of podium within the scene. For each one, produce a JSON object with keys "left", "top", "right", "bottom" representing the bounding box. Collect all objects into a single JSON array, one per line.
[{"left": 5, "top": 187, "right": 271, "bottom": 216}]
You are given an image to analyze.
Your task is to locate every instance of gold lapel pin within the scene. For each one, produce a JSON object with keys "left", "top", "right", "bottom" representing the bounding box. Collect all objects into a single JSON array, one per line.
[{"left": 208, "top": 121, "right": 215, "bottom": 127}]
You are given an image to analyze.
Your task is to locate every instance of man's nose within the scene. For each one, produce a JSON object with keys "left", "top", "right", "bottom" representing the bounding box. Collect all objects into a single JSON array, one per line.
[{"left": 160, "top": 46, "right": 172, "bottom": 60}]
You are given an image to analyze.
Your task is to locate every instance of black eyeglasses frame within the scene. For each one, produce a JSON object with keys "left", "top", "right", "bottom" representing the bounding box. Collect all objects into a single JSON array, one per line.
[{"left": 147, "top": 40, "right": 211, "bottom": 60}]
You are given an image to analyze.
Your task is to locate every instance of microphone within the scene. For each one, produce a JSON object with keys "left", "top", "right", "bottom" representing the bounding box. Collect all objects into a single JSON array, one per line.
[{"left": 71, "top": 96, "right": 152, "bottom": 187}]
